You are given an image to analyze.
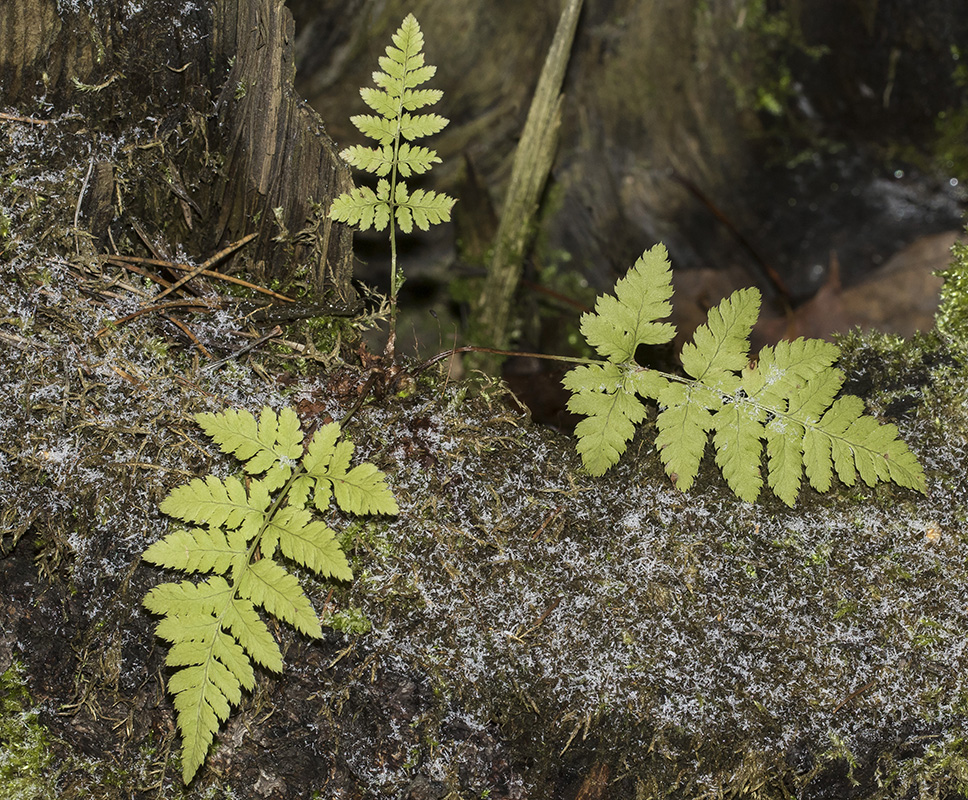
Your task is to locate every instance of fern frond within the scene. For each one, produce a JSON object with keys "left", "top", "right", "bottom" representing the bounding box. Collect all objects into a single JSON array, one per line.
[
  {"left": 341, "top": 143, "right": 441, "bottom": 178},
  {"left": 805, "top": 396, "right": 926, "bottom": 492},
  {"left": 328, "top": 17, "right": 452, "bottom": 235},
  {"left": 393, "top": 186, "right": 455, "bottom": 233},
  {"left": 222, "top": 595, "right": 283, "bottom": 672},
  {"left": 565, "top": 248, "right": 926, "bottom": 505},
  {"left": 196, "top": 407, "right": 302, "bottom": 491},
  {"left": 563, "top": 363, "right": 654, "bottom": 476},
  {"left": 395, "top": 143, "right": 441, "bottom": 176},
  {"left": 159, "top": 475, "right": 269, "bottom": 532},
  {"left": 402, "top": 88, "right": 444, "bottom": 110},
  {"left": 398, "top": 112, "right": 448, "bottom": 141},
  {"left": 303, "top": 424, "right": 399, "bottom": 515},
  {"left": 142, "top": 526, "right": 246, "bottom": 576},
  {"left": 276, "top": 516, "right": 353, "bottom": 582},
  {"left": 327, "top": 13, "right": 454, "bottom": 352},
  {"left": 653, "top": 383, "right": 716, "bottom": 492},
  {"left": 679, "top": 288, "right": 757, "bottom": 391},
  {"left": 238, "top": 558, "right": 322, "bottom": 638},
  {"left": 712, "top": 401, "right": 766, "bottom": 502},
  {"left": 144, "top": 406, "right": 397, "bottom": 783},
  {"left": 350, "top": 114, "right": 397, "bottom": 145}
]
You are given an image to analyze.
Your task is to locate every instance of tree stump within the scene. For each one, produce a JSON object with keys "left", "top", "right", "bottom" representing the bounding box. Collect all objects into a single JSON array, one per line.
[{"left": 0, "top": 0, "right": 357, "bottom": 305}]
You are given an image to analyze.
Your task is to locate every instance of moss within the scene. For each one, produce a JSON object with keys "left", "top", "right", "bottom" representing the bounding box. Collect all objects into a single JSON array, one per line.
[
  {"left": 0, "top": 662, "right": 56, "bottom": 800},
  {"left": 937, "top": 233, "right": 968, "bottom": 350}
]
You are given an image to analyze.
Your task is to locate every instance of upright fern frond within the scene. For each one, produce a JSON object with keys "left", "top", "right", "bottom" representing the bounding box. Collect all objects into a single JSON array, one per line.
[
  {"left": 328, "top": 14, "right": 455, "bottom": 355},
  {"left": 564, "top": 245, "right": 927, "bottom": 505},
  {"left": 143, "top": 408, "right": 397, "bottom": 784}
]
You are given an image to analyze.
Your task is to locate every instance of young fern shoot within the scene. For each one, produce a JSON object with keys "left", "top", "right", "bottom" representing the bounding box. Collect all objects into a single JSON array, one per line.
[
  {"left": 329, "top": 14, "right": 455, "bottom": 357},
  {"left": 142, "top": 407, "right": 397, "bottom": 784},
  {"left": 563, "top": 245, "right": 927, "bottom": 506}
]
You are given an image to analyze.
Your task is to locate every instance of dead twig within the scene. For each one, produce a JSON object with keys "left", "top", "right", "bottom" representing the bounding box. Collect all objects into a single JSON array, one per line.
[
  {"left": 104, "top": 254, "right": 294, "bottom": 301},
  {"left": 151, "top": 232, "right": 258, "bottom": 302},
  {"left": 200, "top": 326, "right": 282, "bottom": 373},
  {"left": 0, "top": 112, "right": 53, "bottom": 125},
  {"left": 164, "top": 315, "right": 213, "bottom": 360},
  {"left": 95, "top": 298, "right": 217, "bottom": 337}
]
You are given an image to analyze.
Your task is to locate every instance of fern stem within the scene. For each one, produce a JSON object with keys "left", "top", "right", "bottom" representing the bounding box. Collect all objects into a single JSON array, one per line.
[
  {"left": 414, "top": 345, "right": 603, "bottom": 376},
  {"left": 385, "top": 81, "right": 405, "bottom": 360},
  {"left": 386, "top": 213, "right": 398, "bottom": 359}
]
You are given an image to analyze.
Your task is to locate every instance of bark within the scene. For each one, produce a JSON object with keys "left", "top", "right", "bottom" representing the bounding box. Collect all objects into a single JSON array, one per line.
[{"left": 0, "top": 0, "right": 357, "bottom": 305}]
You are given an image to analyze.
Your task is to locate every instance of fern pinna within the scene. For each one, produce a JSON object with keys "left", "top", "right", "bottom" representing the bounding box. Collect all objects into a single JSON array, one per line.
[
  {"left": 563, "top": 245, "right": 926, "bottom": 506},
  {"left": 142, "top": 407, "right": 397, "bottom": 784}
]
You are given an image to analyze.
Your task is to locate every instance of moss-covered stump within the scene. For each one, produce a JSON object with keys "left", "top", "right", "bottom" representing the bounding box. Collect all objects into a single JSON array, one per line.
[{"left": 3, "top": 186, "right": 968, "bottom": 800}]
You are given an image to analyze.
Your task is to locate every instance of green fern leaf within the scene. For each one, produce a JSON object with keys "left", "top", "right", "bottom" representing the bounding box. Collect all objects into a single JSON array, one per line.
[
  {"left": 679, "top": 288, "right": 757, "bottom": 391},
  {"left": 404, "top": 64, "right": 436, "bottom": 88},
  {"left": 144, "top": 406, "right": 397, "bottom": 784},
  {"left": 745, "top": 338, "right": 841, "bottom": 406},
  {"left": 805, "top": 396, "right": 926, "bottom": 492},
  {"left": 142, "top": 526, "right": 246, "bottom": 576},
  {"left": 334, "top": 463, "right": 400, "bottom": 515},
  {"left": 712, "top": 401, "right": 765, "bottom": 502},
  {"left": 303, "top": 426, "right": 398, "bottom": 515},
  {"left": 329, "top": 182, "right": 392, "bottom": 232},
  {"left": 350, "top": 113, "right": 397, "bottom": 145},
  {"left": 301, "top": 422, "right": 341, "bottom": 477},
  {"left": 159, "top": 475, "right": 269, "bottom": 532},
  {"left": 222, "top": 596, "right": 282, "bottom": 672},
  {"left": 143, "top": 576, "right": 227, "bottom": 620},
  {"left": 396, "top": 143, "right": 441, "bottom": 176},
  {"left": 195, "top": 407, "right": 301, "bottom": 491},
  {"left": 341, "top": 143, "right": 441, "bottom": 178},
  {"left": 394, "top": 186, "right": 455, "bottom": 233},
  {"left": 196, "top": 407, "right": 302, "bottom": 475},
  {"left": 563, "top": 364, "right": 671, "bottom": 476},
  {"left": 566, "top": 247, "right": 926, "bottom": 504},
  {"left": 340, "top": 144, "right": 393, "bottom": 176},
  {"left": 359, "top": 87, "right": 397, "bottom": 118},
  {"left": 238, "top": 558, "right": 322, "bottom": 638},
  {"left": 764, "top": 417, "right": 806, "bottom": 506},
  {"left": 389, "top": 13, "right": 424, "bottom": 61},
  {"left": 654, "top": 382, "right": 716, "bottom": 492},
  {"left": 276, "top": 516, "right": 353, "bottom": 582},
  {"left": 170, "top": 661, "right": 233, "bottom": 784},
  {"left": 403, "top": 88, "right": 444, "bottom": 110},
  {"left": 328, "top": 11, "right": 454, "bottom": 273},
  {"left": 579, "top": 244, "right": 676, "bottom": 362},
  {"left": 398, "top": 112, "right": 448, "bottom": 141}
]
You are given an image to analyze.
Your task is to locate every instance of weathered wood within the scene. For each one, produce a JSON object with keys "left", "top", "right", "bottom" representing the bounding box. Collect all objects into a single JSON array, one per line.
[
  {"left": 470, "top": 0, "right": 583, "bottom": 353},
  {"left": 0, "top": 0, "right": 356, "bottom": 306}
]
